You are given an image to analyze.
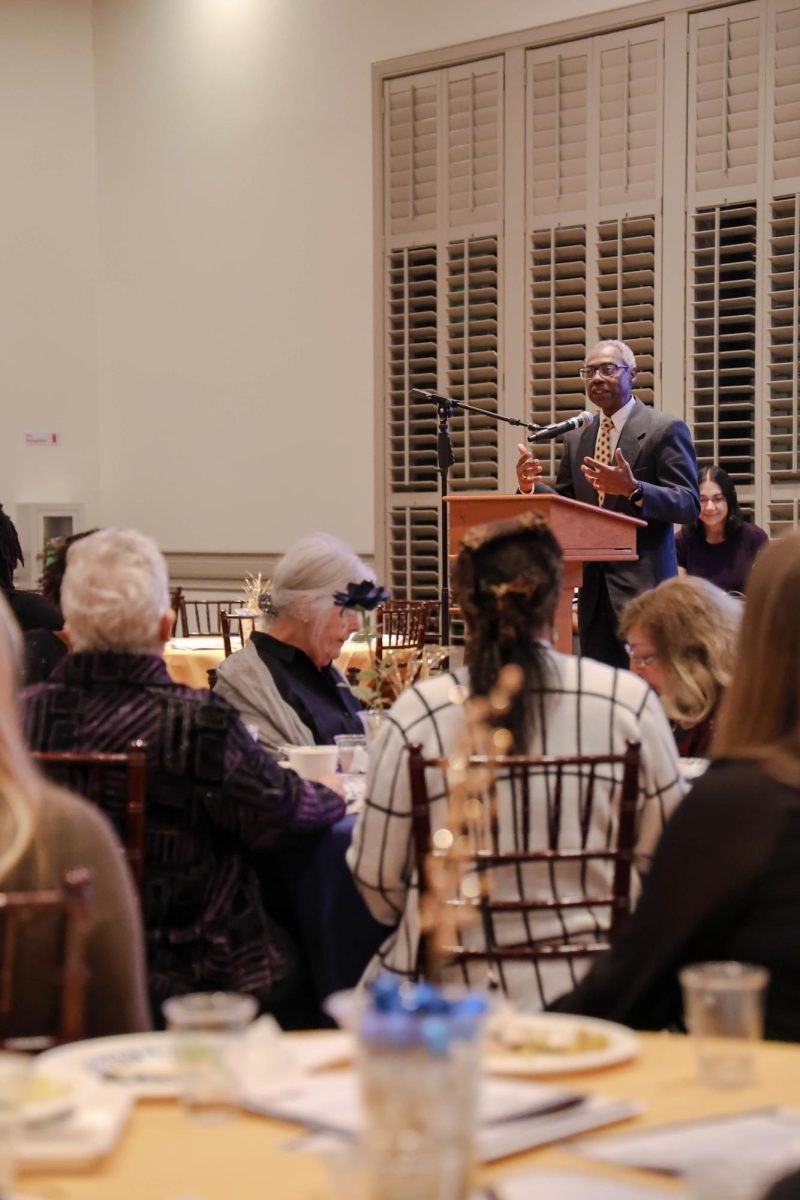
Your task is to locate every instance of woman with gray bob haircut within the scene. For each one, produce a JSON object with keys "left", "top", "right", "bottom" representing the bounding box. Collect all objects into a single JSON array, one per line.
[
  {"left": 215, "top": 532, "right": 374, "bottom": 753},
  {"left": 61, "top": 529, "right": 173, "bottom": 655}
]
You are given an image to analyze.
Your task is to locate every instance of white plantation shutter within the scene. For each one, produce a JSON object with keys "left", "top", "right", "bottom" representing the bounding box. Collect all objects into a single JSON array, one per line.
[
  {"left": 447, "top": 236, "right": 499, "bottom": 491},
  {"left": 767, "top": 193, "right": 800, "bottom": 534},
  {"left": 685, "top": 1, "right": 800, "bottom": 524},
  {"left": 771, "top": 3, "right": 800, "bottom": 186},
  {"left": 529, "top": 227, "right": 588, "bottom": 474},
  {"left": 527, "top": 47, "right": 590, "bottom": 221},
  {"left": 689, "top": 203, "right": 758, "bottom": 483},
  {"left": 387, "top": 245, "right": 438, "bottom": 493},
  {"left": 525, "top": 24, "right": 662, "bottom": 473},
  {"left": 383, "top": 60, "right": 503, "bottom": 603},
  {"left": 596, "top": 217, "right": 657, "bottom": 404},
  {"left": 689, "top": 4, "right": 762, "bottom": 200},
  {"left": 597, "top": 29, "right": 663, "bottom": 209},
  {"left": 385, "top": 74, "right": 439, "bottom": 239},
  {"left": 378, "top": 4, "right": 800, "bottom": 596},
  {"left": 389, "top": 507, "right": 441, "bottom": 605},
  {"left": 446, "top": 61, "right": 503, "bottom": 228}
]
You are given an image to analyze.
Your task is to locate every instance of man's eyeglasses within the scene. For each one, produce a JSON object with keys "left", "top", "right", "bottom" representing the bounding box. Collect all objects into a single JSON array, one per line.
[
  {"left": 624, "top": 642, "right": 658, "bottom": 669},
  {"left": 579, "top": 363, "right": 628, "bottom": 381}
]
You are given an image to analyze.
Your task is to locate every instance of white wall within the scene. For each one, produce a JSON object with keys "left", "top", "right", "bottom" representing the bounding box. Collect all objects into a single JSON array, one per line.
[
  {"left": 3, "top": 0, "right": 645, "bottom": 563},
  {"left": 0, "top": 0, "right": 99, "bottom": 565}
]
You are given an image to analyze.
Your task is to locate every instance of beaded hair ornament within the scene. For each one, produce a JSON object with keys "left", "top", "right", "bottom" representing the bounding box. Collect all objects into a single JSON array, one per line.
[{"left": 454, "top": 510, "right": 559, "bottom": 624}]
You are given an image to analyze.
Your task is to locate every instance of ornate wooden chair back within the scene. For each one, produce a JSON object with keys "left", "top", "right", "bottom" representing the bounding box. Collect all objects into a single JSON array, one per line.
[
  {"left": 407, "top": 740, "right": 641, "bottom": 984},
  {"left": 32, "top": 742, "right": 147, "bottom": 893},
  {"left": 0, "top": 867, "right": 93, "bottom": 1049}
]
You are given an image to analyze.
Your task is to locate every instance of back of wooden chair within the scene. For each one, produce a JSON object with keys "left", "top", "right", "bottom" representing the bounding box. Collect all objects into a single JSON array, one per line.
[
  {"left": 220, "top": 612, "right": 258, "bottom": 658},
  {"left": 179, "top": 599, "right": 243, "bottom": 638},
  {"left": 169, "top": 586, "right": 185, "bottom": 637},
  {"left": 376, "top": 600, "right": 431, "bottom": 660},
  {"left": 32, "top": 741, "right": 147, "bottom": 892},
  {"left": 0, "top": 867, "right": 92, "bottom": 1048},
  {"left": 407, "top": 740, "right": 641, "bottom": 985}
]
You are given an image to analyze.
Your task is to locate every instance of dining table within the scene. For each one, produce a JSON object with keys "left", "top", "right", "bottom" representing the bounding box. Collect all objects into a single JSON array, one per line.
[
  {"left": 20, "top": 1032, "right": 800, "bottom": 1199},
  {"left": 163, "top": 637, "right": 391, "bottom": 691}
]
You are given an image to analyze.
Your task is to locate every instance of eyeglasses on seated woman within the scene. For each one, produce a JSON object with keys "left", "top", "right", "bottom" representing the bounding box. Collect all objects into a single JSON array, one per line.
[{"left": 619, "top": 575, "right": 742, "bottom": 760}]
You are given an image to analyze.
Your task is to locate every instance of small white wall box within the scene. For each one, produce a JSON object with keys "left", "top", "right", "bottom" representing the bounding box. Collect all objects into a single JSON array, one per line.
[{"left": 14, "top": 503, "right": 86, "bottom": 588}]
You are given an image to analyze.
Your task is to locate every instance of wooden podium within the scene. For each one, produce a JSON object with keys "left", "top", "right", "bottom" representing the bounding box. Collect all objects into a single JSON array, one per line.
[{"left": 445, "top": 494, "right": 646, "bottom": 653}]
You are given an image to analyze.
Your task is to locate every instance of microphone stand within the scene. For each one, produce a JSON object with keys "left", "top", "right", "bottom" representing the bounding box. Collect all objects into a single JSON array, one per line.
[{"left": 411, "top": 388, "right": 543, "bottom": 647}]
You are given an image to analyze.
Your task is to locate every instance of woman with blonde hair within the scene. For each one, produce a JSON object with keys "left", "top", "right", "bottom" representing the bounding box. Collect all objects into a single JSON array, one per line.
[
  {"left": 553, "top": 534, "right": 800, "bottom": 1040},
  {"left": 0, "top": 593, "right": 149, "bottom": 1038},
  {"left": 618, "top": 575, "right": 741, "bottom": 757}
]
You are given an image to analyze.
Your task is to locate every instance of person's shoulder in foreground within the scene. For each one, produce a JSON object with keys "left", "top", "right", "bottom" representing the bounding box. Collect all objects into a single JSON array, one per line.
[
  {"left": 5, "top": 778, "right": 151, "bottom": 1036},
  {"left": 549, "top": 758, "right": 800, "bottom": 1037}
]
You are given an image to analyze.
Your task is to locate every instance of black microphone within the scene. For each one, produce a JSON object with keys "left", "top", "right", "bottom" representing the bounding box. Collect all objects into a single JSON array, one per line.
[
  {"left": 410, "top": 387, "right": 451, "bottom": 403},
  {"left": 527, "top": 410, "right": 593, "bottom": 443}
]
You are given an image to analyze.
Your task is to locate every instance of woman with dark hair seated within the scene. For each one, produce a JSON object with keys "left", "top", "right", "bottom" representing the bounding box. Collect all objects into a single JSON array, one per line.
[
  {"left": 0, "top": 505, "right": 62, "bottom": 633},
  {"left": 676, "top": 465, "right": 767, "bottom": 595},
  {"left": 619, "top": 576, "right": 741, "bottom": 758},
  {"left": 552, "top": 533, "right": 800, "bottom": 1041},
  {"left": 23, "top": 530, "right": 97, "bottom": 684},
  {"left": 349, "top": 512, "right": 685, "bottom": 1007}
]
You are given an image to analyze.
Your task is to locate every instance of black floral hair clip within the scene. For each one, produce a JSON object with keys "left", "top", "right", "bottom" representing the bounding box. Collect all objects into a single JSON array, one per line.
[{"left": 333, "top": 581, "right": 391, "bottom": 611}]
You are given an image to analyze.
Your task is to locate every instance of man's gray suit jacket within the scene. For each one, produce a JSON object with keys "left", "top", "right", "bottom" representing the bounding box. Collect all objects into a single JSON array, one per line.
[{"left": 554, "top": 398, "right": 700, "bottom": 617}]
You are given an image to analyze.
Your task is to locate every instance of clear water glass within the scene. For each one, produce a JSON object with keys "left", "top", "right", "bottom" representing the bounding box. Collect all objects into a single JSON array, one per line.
[
  {"left": 162, "top": 992, "right": 257, "bottom": 1123},
  {"left": 680, "top": 962, "right": 769, "bottom": 1088}
]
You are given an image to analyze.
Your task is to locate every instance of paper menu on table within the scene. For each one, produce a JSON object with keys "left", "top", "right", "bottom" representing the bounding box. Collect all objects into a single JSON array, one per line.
[
  {"left": 575, "top": 1107, "right": 800, "bottom": 1174},
  {"left": 489, "top": 1170, "right": 683, "bottom": 1199},
  {"left": 245, "top": 1069, "right": 581, "bottom": 1137}
]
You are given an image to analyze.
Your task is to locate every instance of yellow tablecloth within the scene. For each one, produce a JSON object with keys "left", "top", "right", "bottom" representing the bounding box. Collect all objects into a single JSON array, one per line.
[
  {"left": 21, "top": 1032, "right": 800, "bottom": 1198},
  {"left": 163, "top": 637, "right": 237, "bottom": 689},
  {"left": 164, "top": 637, "right": 366, "bottom": 691}
]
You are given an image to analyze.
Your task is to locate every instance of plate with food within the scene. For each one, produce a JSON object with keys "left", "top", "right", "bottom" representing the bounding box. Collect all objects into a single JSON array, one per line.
[
  {"left": 24, "top": 1069, "right": 87, "bottom": 1125},
  {"left": 38, "top": 1033, "right": 179, "bottom": 1098},
  {"left": 484, "top": 1010, "right": 638, "bottom": 1076}
]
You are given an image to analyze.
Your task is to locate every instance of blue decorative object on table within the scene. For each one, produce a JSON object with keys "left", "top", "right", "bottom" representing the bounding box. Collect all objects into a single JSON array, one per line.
[{"left": 332, "top": 581, "right": 391, "bottom": 611}]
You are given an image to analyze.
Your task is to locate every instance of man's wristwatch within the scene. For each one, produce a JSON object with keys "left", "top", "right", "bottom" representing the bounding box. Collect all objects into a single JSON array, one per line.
[{"left": 628, "top": 481, "right": 644, "bottom": 505}]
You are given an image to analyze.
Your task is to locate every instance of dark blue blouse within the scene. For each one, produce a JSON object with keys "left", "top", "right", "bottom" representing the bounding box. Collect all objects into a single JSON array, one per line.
[{"left": 250, "top": 631, "right": 363, "bottom": 745}]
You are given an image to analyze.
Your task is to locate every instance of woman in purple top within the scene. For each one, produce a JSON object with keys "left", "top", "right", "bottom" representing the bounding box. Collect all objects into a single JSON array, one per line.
[{"left": 676, "top": 465, "right": 768, "bottom": 595}]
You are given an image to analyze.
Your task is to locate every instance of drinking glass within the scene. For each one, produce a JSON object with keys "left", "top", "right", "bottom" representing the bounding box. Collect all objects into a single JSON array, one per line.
[
  {"left": 328, "top": 978, "right": 488, "bottom": 1200},
  {"left": 162, "top": 991, "right": 257, "bottom": 1122},
  {"left": 334, "top": 734, "right": 368, "bottom": 807},
  {"left": 680, "top": 962, "right": 769, "bottom": 1088}
]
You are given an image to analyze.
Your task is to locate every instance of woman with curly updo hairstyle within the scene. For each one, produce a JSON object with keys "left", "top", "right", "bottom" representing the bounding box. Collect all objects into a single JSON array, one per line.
[
  {"left": 619, "top": 576, "right": 741, "bottom": 758},
  {"left": 450, "top": 513, "right": 562, "bottom": 752},
  {"left": 349, "top": 512, "right": 685, "bottom": 1007}
]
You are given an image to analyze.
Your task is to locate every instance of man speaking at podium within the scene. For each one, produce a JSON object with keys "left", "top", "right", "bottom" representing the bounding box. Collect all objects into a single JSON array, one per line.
[{"left": 516, "top": 340, "right": 699, "bottom": 669}]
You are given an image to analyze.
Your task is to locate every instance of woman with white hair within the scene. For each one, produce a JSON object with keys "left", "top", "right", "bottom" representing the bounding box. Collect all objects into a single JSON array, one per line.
[
  {"left": 0, "top": 593, "right": 149, "bottom": 1038},
  {"left": 22, "top": 528, "right": 345, "bottom": 1019},
  {"left": 215, "top": 532, "right": 375, "bottom": 752}
]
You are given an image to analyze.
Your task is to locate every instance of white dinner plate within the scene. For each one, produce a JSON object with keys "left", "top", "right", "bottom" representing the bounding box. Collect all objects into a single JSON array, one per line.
[
  {"left": 484, "top": 1012, "right": 639, "bottom": 1076},
  {"left": 24, "top": 1068, "right": 88, "bottom": 1125},
  {"left": 38, "top": 1033, "right": 179, "bottom": 1098},
  {"left": 37, "top": 1028, "right": 354, "bottom": 1100}
]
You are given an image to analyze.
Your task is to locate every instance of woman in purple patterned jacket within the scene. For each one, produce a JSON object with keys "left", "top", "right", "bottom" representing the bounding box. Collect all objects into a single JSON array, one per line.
[{"left": 21, "top": 529, "right": 345, "bottom": 1023}]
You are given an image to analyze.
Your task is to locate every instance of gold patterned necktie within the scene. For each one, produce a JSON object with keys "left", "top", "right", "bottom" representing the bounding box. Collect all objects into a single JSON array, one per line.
[{"left": 595, "top": 416, "right": 615, "bottom": 506}]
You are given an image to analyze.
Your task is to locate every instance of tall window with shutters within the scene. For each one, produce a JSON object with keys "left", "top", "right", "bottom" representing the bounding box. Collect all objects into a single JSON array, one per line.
[
  {"left": 382, "top": 60, "right": 503, "bottom": 610},
  {"left": 377, "top": 0, "right": 800, "bottom": 602}
]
